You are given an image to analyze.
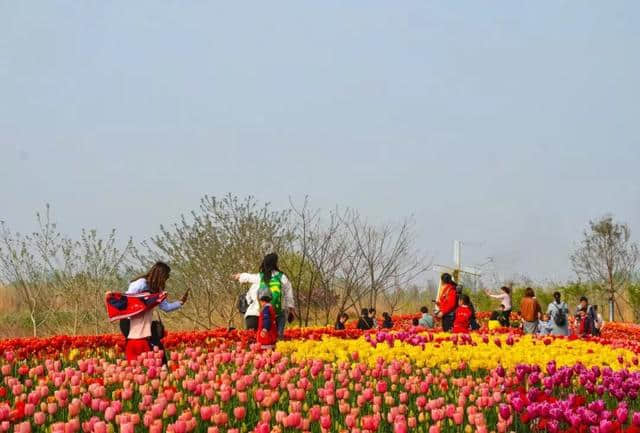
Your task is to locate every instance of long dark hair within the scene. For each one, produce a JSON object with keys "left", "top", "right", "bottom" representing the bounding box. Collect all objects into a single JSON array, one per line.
[
  {"left": 441, "top": 273, "right": 457, "bottom": 286},
  {"left": 259, "top": 253, "right": 281, "bottom": 284},
  {"left": 132, "top": 261, "right": 171, "bottom": 293}
]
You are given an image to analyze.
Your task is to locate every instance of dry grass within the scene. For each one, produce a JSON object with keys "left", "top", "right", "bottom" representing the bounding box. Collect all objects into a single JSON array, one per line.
[{"left": 0, "top": 284, "right": 17, "bottom": 312}]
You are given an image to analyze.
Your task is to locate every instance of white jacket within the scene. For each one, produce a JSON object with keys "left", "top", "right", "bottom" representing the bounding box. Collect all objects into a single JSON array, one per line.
[{"left": 240, "top": 272, "right": 295, "bottom": 317}]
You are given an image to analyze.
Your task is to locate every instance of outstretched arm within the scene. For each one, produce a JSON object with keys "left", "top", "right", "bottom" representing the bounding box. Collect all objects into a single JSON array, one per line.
[
  {"left": 232, "top": 273, "right": 260, "bottom": 284},
  {"left": 159, "top": 298, "right": 182, "bottom": 312}
]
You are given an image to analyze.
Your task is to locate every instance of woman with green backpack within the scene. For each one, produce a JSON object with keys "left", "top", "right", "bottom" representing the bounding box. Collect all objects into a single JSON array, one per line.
[{"left": 232, "top": 253, "right": 295, "bottom": 338}]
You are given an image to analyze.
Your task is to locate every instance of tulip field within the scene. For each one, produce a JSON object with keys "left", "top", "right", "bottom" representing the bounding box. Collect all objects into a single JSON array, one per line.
[{"left": 3, "top": 316, "right": 640, "bottom": 433}]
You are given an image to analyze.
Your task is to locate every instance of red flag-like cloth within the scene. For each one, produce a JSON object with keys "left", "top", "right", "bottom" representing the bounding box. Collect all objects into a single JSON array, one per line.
[{"left": 105, "top": 291, "right": 167, "bottom": 322}]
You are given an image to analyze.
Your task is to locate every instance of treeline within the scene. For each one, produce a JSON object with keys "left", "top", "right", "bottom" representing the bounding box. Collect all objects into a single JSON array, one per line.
[
  {"left": 1, "top": 196, "right": 639, "bottom": 337},
  {"left": 0, "top": 195, "right": 429, "bottom": 337}
]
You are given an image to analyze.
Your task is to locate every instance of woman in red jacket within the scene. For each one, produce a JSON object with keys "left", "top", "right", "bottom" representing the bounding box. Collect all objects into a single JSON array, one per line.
[
  {"left": 453, "top": 294, "right": 472, "bottom": 333},
  {"left": 436, "top": 273, "right": 458, "bottom": 332}
]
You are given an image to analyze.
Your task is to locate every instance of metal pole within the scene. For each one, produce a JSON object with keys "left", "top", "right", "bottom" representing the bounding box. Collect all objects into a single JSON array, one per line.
[{"left": 609, "top": 297, "right": 614, "bottom": 322}]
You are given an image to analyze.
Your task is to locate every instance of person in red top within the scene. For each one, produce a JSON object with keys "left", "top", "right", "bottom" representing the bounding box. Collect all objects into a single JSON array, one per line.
[
  {"left": 257, "top": 287, "right": 278, "bottom": 349},
  {"left": 436, "top": 273, "right": 458, "bottom": 332},
  {"left": 453, "top": 294, "right": 473, "bottom": 333}
]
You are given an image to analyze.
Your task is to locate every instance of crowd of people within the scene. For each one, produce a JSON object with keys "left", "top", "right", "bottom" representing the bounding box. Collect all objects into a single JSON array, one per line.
[
  {"left": 517, "top": 291, "right": 604, "bottom": 337},
  {"left": 330, "top": 273, "right": 605, "bottom": 338},
  {"left": 110, "top": 260, "right": 607, "bottom": 364}
]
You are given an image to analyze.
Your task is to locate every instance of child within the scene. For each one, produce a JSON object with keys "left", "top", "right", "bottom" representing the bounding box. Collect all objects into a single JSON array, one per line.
[
  {"left": 369, "top": 308, "right": 378, "bottom": 328},
  {"left": 357, "top": 308, "right": 372, "bottom": 330},
  {"left": 537, "top": 313, "right": 553, "bottom": 335},
  {"left": 497, "top": 304, "right": 510, "bottom": 327},
  {"left": 453, "top": 295, "right": 473, "bottom": 333},
  {"left": 335, "top": 312, "right": 349, "bottom": 330},
  {"left": 381, "top": 312, "right": 393, "bottom": 329},
  {"left": 257, "top": 287, "right": 278, "bottom": 349},
  {"left": 418, "top": 306, "right": 434, "bottom": 328}
]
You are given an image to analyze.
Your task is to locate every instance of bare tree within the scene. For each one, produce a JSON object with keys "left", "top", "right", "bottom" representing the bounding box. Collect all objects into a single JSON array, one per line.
[
  {"left": 288, "top": 198, "right": 349, "bottom": 326},
  {"left": 571, "top": 215, "right": 639, "bottom": 321},
  {"left": 141, "top": 194, "right": 292, "bottom": 329},
  {"left": 0, "top": 209, "right": 58, "bottom": 337},
  {"left": 0, "top": 206, "right": 132, "bottom": 336},
  {"left": 343, "top": 211, "right": 430, "bottom": 310}
]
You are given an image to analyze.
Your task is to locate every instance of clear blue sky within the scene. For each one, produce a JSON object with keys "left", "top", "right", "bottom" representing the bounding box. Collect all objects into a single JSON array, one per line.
[{"left": 1, "top": 1, "right": 639, "bottom": 283}]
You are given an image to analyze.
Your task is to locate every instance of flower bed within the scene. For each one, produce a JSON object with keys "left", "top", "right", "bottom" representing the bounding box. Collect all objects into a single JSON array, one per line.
[{"left": 3, "top": 320, "right": 640, "bottom": 432}]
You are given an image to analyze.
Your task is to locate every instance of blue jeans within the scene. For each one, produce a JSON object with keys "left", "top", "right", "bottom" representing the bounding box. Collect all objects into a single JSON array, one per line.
[{"left": 276, "top": 313, "right": 286, "bottom": 339}]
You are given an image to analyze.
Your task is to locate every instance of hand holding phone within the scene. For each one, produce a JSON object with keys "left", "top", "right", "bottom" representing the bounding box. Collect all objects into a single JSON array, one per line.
[{"left": 181, "top": 289, "right": 190, "bottom": 304}]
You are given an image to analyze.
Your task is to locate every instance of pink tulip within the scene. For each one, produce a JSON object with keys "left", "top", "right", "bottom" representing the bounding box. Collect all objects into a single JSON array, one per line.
[
  {"left": 93, "top": 422, "right": 107, "bottom": 433},
  {"left": 167, "top": 403, "right": 177, "bottom": 417},
  {"left": 233, "top": 406, "right": 246, "bottom": 420},
  {"left": 255, "top": 423, "right": 270, "bottom": 433},
  {"left": 48, "top": 403, "right": 58, "bottom": 415},
  {"left": 320, "top": 415, "right": 331, "bottom": 430},
  {"left": 24, "top": 403, "right": 35, "bottom": 417},
  {"left": 173, "top": 421, "right": 187, "bottom": 433},
  {"left": 454, "top": 410, "right": 464, "bottom": 424},
  {"left": 498, "top": 403, "right": 511, "bottom": 421},
  {"left": 33, "top": 411, "right": 46, "bottom": 426},
  {"left": 393, "top": 421, "right": 407, "bottom": 433},
  {"left": 104, "top": 407, "right": 116, "bottom": 422}
]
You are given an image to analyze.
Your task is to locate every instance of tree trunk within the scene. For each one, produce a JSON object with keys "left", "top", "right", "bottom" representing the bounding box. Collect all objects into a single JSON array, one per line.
[
  {"left": 73, "top": 301, "right": 79, "bottom": 335},
  {"left": 30, "top": 311, "right": 37, "bottom": 337}
]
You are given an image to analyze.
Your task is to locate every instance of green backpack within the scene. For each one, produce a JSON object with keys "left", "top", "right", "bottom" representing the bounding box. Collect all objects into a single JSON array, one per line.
[{"left": 260, "top": 272, "right": 283, "bottom": 315}]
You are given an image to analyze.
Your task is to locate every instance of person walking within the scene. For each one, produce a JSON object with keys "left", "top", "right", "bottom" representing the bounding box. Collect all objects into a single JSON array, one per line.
[
  {"left": 233, "top": 253, "right": 295, "bottom": 338},
  {"left": 520, "top": 287, "right": 541, "bottom": 334},
  {"left": 485, "top": 286, "right": 512, "bottom": 325},
  {"left": 547, "top": 291, "right": 569, "bottom": 336},
  {"left": 436, "top": 273, "right": 458, "bottom": 332},
  {"left": 123, "top": 262, "right": 188, "bottom": 362}
]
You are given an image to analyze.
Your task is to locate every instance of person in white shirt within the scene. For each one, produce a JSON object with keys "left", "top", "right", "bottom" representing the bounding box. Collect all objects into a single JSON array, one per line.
[
  {"left": 547, "top": 291, "right": 569, "bottom": 336},
  {"left": 232, "top": 253, "right": 295, "bottom": 338},
  {"left": 485, "top": 286, "right": 512, "bottom": 325},
  {"left": 593, "top": 304, "right": 604, "bottom": 336},
  {"left": 124, "top": 262, "right": 188, "bottom": 362}
]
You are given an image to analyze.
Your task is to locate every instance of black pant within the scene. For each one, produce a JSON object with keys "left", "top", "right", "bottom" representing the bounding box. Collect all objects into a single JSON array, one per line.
[
  {"left": 245, "top": 315, "right": 258, "bottom": 330},
  {"left": 442, "top": 313, "right": 455, "bottom": 332}
]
